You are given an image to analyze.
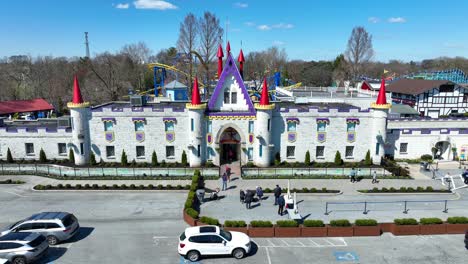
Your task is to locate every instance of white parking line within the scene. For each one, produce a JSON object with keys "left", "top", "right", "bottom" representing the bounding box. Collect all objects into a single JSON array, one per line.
[
  {"left": 265, "top": 247, "right": 272, "bottom": 264},
  {"left": 296, "top": 240, "right": 305, "bottom": 246},
  {"left": 280, "top": 239, "right": 290, "bottom": 246},
  {"left": 1, "top": 190, "right": 27, "bottom": 197},
  {"left": 323, "top": 239, "right": 336, "bottom": 246},
  {"left": 308, "top": 239, "right": 322, "bottom": 247},
  {"left": 267, "top": 239, "right": 276, "bottom": 247}
]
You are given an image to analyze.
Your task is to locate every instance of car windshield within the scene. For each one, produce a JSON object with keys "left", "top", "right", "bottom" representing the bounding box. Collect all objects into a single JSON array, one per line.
[
  {"left": 9, "top": 220, "right": 25, "bottom": 229},
  {"left": 219, "top": 230, "right": 232, "bottom": 241}
]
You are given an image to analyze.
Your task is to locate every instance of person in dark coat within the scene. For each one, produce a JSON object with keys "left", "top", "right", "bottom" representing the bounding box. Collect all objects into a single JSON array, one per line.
[
  {"left": 277, "top": 195, "right": 285, "bottom": 215},
  {"left": 244, "top": 190, "right": 254, "bottom": 209},
  {"left": 240, "top": 189, "right": 246, "bottom": 203},
  {"left": 273, "top": 185, "right": 282, "bottom": 205},
  {"left": 221, "top": 172, "right": 228, "bottom": 191},
  {"left": 256, "top": 186, "right": 264, "bottom": 202}
]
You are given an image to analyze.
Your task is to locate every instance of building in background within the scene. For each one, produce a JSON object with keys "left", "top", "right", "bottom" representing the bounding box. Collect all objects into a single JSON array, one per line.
[{"left": 0, "top": 98, "right": 54, "bottom": 119}]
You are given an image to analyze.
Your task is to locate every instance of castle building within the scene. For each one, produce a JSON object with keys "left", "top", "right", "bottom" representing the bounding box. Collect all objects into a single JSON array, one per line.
[{"left": 1, "top": 44, "right": 468, "bottom": 166}]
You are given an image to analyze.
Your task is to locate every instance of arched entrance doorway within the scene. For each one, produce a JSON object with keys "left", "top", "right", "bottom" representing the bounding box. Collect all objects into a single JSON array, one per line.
[
  {"left": 435, "top": 141, "right": 451, "bottom": 160},
  {"left": 219, "top": 127, "right": 241, "bottom": 165}
]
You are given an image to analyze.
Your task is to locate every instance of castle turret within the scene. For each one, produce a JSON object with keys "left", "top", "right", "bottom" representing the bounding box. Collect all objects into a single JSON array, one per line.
[
  {"left": 217, "top": 44, "right": 224, "bottom": 79},
  {"left": 67, "top": 76, "right": 91, "bottom": 165},
  {"left": 186, "top": 77, "right": 206, "bottom": 167},
  {"left": 370, "top": 77, "right": 391, "bottom": 163},
  {"left": 237, "top": 49, "right": 245, "bottom": 79},
  {"left": 254, "top": 78, "right": 275, "bottom": 167}
]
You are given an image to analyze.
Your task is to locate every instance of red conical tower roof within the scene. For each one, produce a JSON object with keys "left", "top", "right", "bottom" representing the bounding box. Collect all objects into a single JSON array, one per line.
[
  {"left": 191, "top": 77, "right": 201, "bottom": 105},
  {"left": 260, "top": 77, "right": 270, "bottom": 105},
  {"left": 217, "top": 44, "right": 224, "bottom": 58},
  {"left": 226, "top": 41, "right": 231, "bottom": 53},
  {"left": 371, "top": 77, "right": 391, "bottom": 109},
  {"left": 68, "top": 75, "right": 89, "bottom": 108},
  {"left": 237, "top": 49, "right": 245, "bottom": 62}
]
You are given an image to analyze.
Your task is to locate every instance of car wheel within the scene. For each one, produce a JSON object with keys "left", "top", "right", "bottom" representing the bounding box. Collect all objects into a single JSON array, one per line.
[
  {"left": 12, "top": 256, "right": 26, "bottom": 264},
  {"left": 232, "top": 248, "right": 246, "bottom": 259},
  {"left": 187, "top": 250, "right": 201, "bottom": 262},
  {"left": 47, "top": 235, "right": 59, "bottom": 245}
]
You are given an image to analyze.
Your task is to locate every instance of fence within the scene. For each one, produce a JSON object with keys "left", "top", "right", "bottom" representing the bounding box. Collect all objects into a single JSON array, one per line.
[
  {"left": 242, "top": 167, "right": 403, "bottom": 178},
  {"left": 0, "top": 163, "right": 219, "bottom": 178},
  {"left": 323, "top": 199, "right": 461, "bottom": 216}
]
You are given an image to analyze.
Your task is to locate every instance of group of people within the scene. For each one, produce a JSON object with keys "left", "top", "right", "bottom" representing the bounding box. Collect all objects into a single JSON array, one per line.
[
  {"left": 239, "top": 186, "right": 264, "bottom": 209},
  {"left": 349, "top": 168, "right": 379, "bottom": 184}
]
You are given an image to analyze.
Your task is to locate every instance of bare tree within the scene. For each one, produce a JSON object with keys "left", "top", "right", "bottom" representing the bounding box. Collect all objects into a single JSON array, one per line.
[
  {"left": 198, "top": 12, "right": 223, "bottom": 96},
  {"left": 177, "top": 13, "right": 198, "bottom": 94},
  {"left": 121, "top": 42, "right": 152, "bottom": 64},
  {"left": 345, "top": 27, "right": 374, "bottom": 82}
]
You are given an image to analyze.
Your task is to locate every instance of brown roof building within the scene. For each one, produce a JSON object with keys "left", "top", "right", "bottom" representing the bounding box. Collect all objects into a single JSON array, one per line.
[{"left": 386, "top": 79, "right": 454, "bottom": 95}]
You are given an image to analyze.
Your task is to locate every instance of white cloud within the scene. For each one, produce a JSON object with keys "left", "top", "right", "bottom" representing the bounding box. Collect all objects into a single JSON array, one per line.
[
  {"left": 230, "top": 28, "right": 242, "bottom": 32},
  {"left": 388, "top": 17, "right": 406, "bottom": 23},
  {"left": 368, "top": 17, "right": 379, "bottom": 24},
  {"left": 272, "top": 40, "right": 285, "bottom": 46},
  {"left": 234, "top": 2, "right": 248, "bottom": 8},
  {"left": 272, "top": 23, "right": 294, "bottom": 29},
  {"left": 133, "top": 0, "right": 177, "bottom": 10},
  {"left": 115, "top": 3, "right": 130, "bottom": 9},
  {"left": 244, "top": 21, "right": 255, "bottom": 27},
  {"left": 257, "top": 25, "right": 271, "bottom": 31},
  {"left": 443, "top": 42, "right": 465, "bottom": 49}
]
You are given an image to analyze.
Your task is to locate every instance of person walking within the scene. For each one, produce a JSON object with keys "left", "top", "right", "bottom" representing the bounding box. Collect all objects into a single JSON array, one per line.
[
  {"left": 372, "top": 170, "right": 378, "bottom": 184},
  {"left": 221, "top": 172, "right": 228, "bottom": 191},
  {"left": 277, "top": 195, "right": 285, "bottom": 215},
  {"left": 256, "top": 186, "right": 264, "bottom": 202},
  {"left": 239, "top": 189, "right": 246, "bottom": 204},
  {"left": 244, "top": 190, "right": 254, "bottom": 209},
  {"left": 350, "top": 168, "right": 356, "bottom": 183},
  {"left": 226, "top": 165, "right": 231, "bottom": 182},
  {"left": 273, "top": 185, "right": 282, "bottom": 205},
  {"left": 462, "top": 168, "right": 468, "bottom": 184}
]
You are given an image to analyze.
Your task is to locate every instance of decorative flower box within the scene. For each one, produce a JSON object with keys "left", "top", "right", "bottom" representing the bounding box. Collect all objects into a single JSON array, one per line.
[
  {"left": 420, "top": 224, "right": 446, "bottom": 235},
  {"left": 183, "top": 211, "right": 197, "bottom": 226},
  {"left": 391, "top": 224, "right": 420, "bottom": 236},
  {"left": 379, "top": 223, "right": 393, "bottom": 233},
  {"left": 248, "top": 227, "right": 275, "bottom": 237},
  {"left": 274, "top": 226, "right": 301, "bottom": 237},
  {"left": 300, "top": 227, "right": 327, "bottom": 237},
  {"left": 224, "top": 227, "right": 248, "bottom": 235},
  {"left": 353, "top": 225, "right": 381, "bottom": 236},
  {"left": 446, "top": 224, "right": 468, "bottom": 234},
  {"left": 327, "top": 226, "right": 354, "bottom": 237}
]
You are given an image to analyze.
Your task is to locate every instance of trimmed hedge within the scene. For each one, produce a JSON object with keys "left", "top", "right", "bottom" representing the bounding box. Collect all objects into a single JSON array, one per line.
[
  {"left": 354, "top": 219, "right": 378, "bottom": 226},
  {"left": 250, "top": 220, "right": 273, "bottom": 227},
  {"left": 420, "top": 218, "right": 443, "bottom": 225},
  {"left": 394, "top": 218, "right": 418, "bottom": 225},
  {"left": 185, "top": 208, "right": 199, "bottom": 219},
  {"left": 360, "top": 186, "right": 450, "bottom": 193},
  {"left": 199, "top": 216, "right": 219, "bottom": 226},
  {"left": 447, "top": 216, "right": 468, "bottom": 224},
  {"left": 224, "top": 220, "right": 247, "bottom": 228},
  {"left": 329, "top": 219, "right": 351, "bottom": 227},
  {"left": 34, "top": 184, "right": 190, "bottom": 191},
  {"left": 262, "top": 187, "right": 339, "bottom": 193},
  {"left": 276, "top": 220, "right": 299, "bottom": 227},
  {"left": 0, "top": 179, "right": 25, "bottom": 184}
]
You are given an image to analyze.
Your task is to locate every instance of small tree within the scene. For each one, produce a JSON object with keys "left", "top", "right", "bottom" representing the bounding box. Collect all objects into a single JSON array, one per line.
[
  {"left": 305, "top": 151, "right": 311, "bottom": 166},
  {"left": 121, "top": 150, "right": 128, "bottom": 166},
  {"left": 39, "top": 149, "right": 47, "bottom": 162},
  {"left": 89, "top": 152, "right": 97, "bottom": 165},
  {"left": 334, "top": 151, "right": 343, "bottom": 165},
  {"left": 69, "top": 149, "right": 75, "bottom": 164},
  {"left": 364, "top": 150, "right": 372, "bottom": 165},
  {"left": 151, "top": 151, "right": 158, "bottom": 167},
  {"left": 6, "top": 148, "right": 13, "bottom": 163},
  {"left": 181, "top": 150, "right": 187, "bottom": 167}
]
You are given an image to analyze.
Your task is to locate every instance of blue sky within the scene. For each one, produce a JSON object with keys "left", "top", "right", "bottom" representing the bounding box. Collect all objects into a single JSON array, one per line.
[{"left": 1, "top": 0, "right": 467, "bottom": 62}]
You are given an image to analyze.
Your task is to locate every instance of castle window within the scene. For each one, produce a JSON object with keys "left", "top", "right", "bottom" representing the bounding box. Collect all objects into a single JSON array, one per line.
[
  {"left": 166, "top": 146, "right": 175, "bottom": 158},
  {"left": 197, "top": 145, "right": 201, "bottom": 157},
  {"left": 191, "top": 118, "right": 194, "bottom": 132},
  {"left": 207, "top": 121, "right": 212, "bottom": 133},
  {"left": 375, "top": 143, "right": 380, "bottom": 155},
  {"left": 247, "top": 147, "right": 253, "bottom": 160},
  {"left": 345, "top": 146, "right": 354, "bottom": 158},
  {"left": 347, "top": 123, "right": 356, "bottom": 132},
  {"left": 80, "top": 143, "right": 84, "bottom": 156},
  {"left": 134, "top": 122, "right": 144, "bottom": 132},
  {"left": 259, "top": 144, "right": 263, "bottom": 157},
  {"left": 287, "top": 146, "right": 295, "bottom": 158},
  {"left": 287, "top": 122, "right": 296, "bottom": 132},
  {"left": 58, "top": 143, "right": 67, "bottom": 155},
  {"left": 136, "top": 146, "right": 145, "bottom": 158},
  {"left": 25, "top": 143, "right": 34, "bottom": 155},
  {"left": 106, "top": 146, "right": 115, "bottom": 158},
  {"left": 165, "top": 122, "right": 174, "bottom": 132},
  {"left": 267, "top": 119, "right": 271, "bottom": 131},
  {"left": 207, "top": 147, "right": 214, "bottom": 160},
  {"left": 399, "top": 143, "right": 408, "bottom": 154},
  {"left": 317, "top": 123, "right": 327, "bottom": 132},
  {"left": 248, "top": 121, "right": 254, "bottom": 133},
  {"left": 439, "top": 84, "right": 454, "bottom": 93},
  {"left": 104, "top": 122, "right": 113, "bottom": 132},
  {"left": 224, "top": 92, "right": 230, "bottom": 104},
  {"left": 316, "top": 146, "right": 324, "bottom": 158},
  {"left": 231, "top": 92, "right": 237, "bottom": 104}
]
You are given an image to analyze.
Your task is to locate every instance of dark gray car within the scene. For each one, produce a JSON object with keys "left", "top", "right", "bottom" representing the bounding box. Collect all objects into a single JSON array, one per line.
[{"left": 0, "top": 232, "right": 48, "bottom": 264}]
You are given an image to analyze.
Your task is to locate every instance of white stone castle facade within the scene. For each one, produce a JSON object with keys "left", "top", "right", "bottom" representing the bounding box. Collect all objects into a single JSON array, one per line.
[{"left": 1, "top": 49, "right": 468, "bottom": 166}]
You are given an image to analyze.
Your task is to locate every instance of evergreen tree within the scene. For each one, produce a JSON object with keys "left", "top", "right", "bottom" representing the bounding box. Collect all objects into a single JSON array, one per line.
[
  {"left": 89, "top": 152, "right": 97, "bottom": 165},
  {"left": 69, "top": 149, "right": 75, "bottom": 164},
  {"left": 334, "top": 151, "right": 343, "bottom": 165},
  {"left": 6, "top": 148, "right": 13, "bottom": 163},
  {"left": 39, "top": 149, "right": 47, "bottom": 162},
  {"left": 151, "top": 151, "right": 158, "bottom": 167},
  {"left": 305, "top": 150, "right": 311, "bottom": 166},
  {"left": 181, "top": 150, "right": 187, "bottom": 167},
  {"left": 364, "top": 150, "right": 372, "bottom": 165},
  {"left": 121, "top": 150, "right": 128, "bottom": 166}
]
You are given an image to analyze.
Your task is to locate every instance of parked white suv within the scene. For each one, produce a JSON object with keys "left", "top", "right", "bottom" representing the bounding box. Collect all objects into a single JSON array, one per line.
[{"left": 178, "top": 225, "right": 251, "bottom": 262}]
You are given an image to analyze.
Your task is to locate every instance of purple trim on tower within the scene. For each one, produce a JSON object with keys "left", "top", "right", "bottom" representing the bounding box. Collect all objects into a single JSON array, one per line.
[
  {"left": 459, "top": 129, "right": 468, "bottom": 134},
  {"left": 46, "top": 128, "right": 58, "bottom": 133},
  {"left": 346, "top": 118, "right": 360, "bottom": 124},
  {"left": 111, "top": 107, "right": 124, "bottom": 112},
  {"left": 440, "top": 129, "right": 450, "bottom": 134},
  {"left": 206, "top": 112, "right": 255, "bottom": 117},
  {"left": 286, "top": 117, "right": 300, "bottom": 123},
  {"left": 26, "top": 128, "right": 37, "bottom": 132},
  {"left": 421, "top": 129, "right": 431, "bottom": 135},
  {"left": 65, "top": 128, "right": 72, "bottom": 133},
  {"left": 402, "top": 129, "right": 412, "bottom": 134},
  {"left": 132, "top": 118, "right": 146, "bottom": 122},
  {"left": 6, "top": 128, "right": 17, "bottom": 133},
  {"left": 207, "top": 53, "right": 256, "bottom": 116},
  {"left": 163, "top": 117, "right": 177, "bottom": 122},
  {"left": 316, "top": 118, "right": 330, "bottom": 124},
  {"left": 101, "top": 118, "right": 116, "bottom": 122},
  {"left": 132, "top": 107, "right": 144, "bottom": 112}
]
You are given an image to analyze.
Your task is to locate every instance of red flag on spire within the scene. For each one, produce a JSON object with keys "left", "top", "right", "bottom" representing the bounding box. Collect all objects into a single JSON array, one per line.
[
  {"left": 72, "top": 75, "right": 84, "bottom": 104},
  {"left": 260, "top": 77, "right": 270, "bottom": 105},
  {"left": 375, "top": 77, "right": 387, "bottom": 105},
  {"left": 191, "top": 77, "right": 201, "bottom": 105}
]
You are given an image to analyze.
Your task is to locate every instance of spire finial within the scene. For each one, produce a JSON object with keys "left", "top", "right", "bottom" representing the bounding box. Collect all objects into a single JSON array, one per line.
[{"left": 260, "top": 77, "right": 270, "bottom": 105}]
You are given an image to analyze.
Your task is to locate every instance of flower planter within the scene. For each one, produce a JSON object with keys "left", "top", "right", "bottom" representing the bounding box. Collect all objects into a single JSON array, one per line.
[
  {"left": 183, "top": 211, "right": 197, "bottom": 226},
  {"left": 248, "top": 227, "right": 275, "bottom": 237},
  {"left": 379, "top": 223, "right": 393, "bottom": 233},
  {"left": 391, "top": 225, "right": 420, "bottom": 236},
  {"left": 274, "top": 227, "right": 301, "bottom": 237},
  {"left": 224, "top": 227, "right": 248, "bottom": 235},
  {"left": 301, "top": 227, "right": 327, "bottom": 237},
  {"left": 327, "top": 226, "right": 354, "bottom": 237},
  {"left": 353, "top": 225, "right": 381, "bottom": 236},
  {"left": 446, "top": 224, "right": 468, "bottom": 234},
  {"left": 420, "top": 224, "right": 446, "bottom": 235},
  {"left": 196, "top": 221, "right": 208, "bottom": 226}
]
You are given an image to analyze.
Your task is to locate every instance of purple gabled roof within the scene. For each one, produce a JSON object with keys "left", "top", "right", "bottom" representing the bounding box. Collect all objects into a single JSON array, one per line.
[{"left": 207, "top": 53, "right": 256, "bottom": 116}]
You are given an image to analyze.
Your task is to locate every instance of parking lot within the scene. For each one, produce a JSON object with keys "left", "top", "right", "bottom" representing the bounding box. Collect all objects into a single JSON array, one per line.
[{"left": 0, "top": 182, "right": 467, "bottom": 263}]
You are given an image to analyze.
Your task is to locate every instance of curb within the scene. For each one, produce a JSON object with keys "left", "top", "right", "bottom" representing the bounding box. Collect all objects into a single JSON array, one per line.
[
  {"left": 357, "top": 191, "right": 454, "bottom": 196},
  {"left": 30, "top": 187, "right": 189, "bottom": 193}
]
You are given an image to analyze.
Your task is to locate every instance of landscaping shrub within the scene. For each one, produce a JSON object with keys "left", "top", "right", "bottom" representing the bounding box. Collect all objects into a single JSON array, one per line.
[
  {"left": 224, "top": 220, "right": 247, "bottom": 228},
  {"left": 148, "top": 184, "right": 154, "bottom": 189},
  {"left": 364, "top": 150, "right": 372, "bottom": 165},
  {"left": 406, "top": 187, "right": 415, "bottom": 192},
  {"left": 92, "top": 184, "right": 99, "bottom": 189},
  {"left": 394, "top": 218, "right": 418, "bottom": 225},
  {"left": 321, "top": 187, "right": 327, "bottom": 192},
  {"left": 199, "top": 216, "right": 219, "bottom": 225},
  {"left": 310, "top": 188, "right": 317, "bottom": 193},
  {"left": 354, "top": 219, "right": 378, "bottom": 226},
  {"left": 112, "top": 184, "right": 119, "bottom": 189},
  {"left": 250, "top": 220, "right": 273, "bottom": 227},
  {"left": 6, "top": 148, "right": 13, "bottom": 163},
  {"left": 302, "top": 187, "right": 309, "bottom": 193},
  {"left": 157, "top": 184, "right": 163, "bottom": 189},
  {"left": 57, "top": 184, "right": 64, "bottom": 189},
  {"left": 76, "top": 184, "right": 82, "bottom": 189},
  {"left": 151, "top": 151, "right": 158, "bottom": 167},
  {"left": 264, "top": 188, "right": 272, "bottom": 193},
  {"left": 420, "top": 218, "right": 443, "bottom": 225},
  {"left": 45, "top": 184, "right": 52, "bottom": 189},
  {"left": 303, "top": 220, "right": 325, "bottom": 227},
  {"left": 35, "top": 185, "right": 44, "bottom": 190},
  {"left": 84, "top": 184, "right": 90, "bottom": 189},
  {"left": 185, "top": 208, "right": 199, "bottom": 219},
  {"left": 381, "top": 187, "right": 389, "bottom": 192},
  {"left": 139, "top": 184, "right": 145, "bottom": 189},
  {"left": 425, "top": 186, "right": 434, "bottom": 192},
  {"left": 120, "top": 184, "right": 127, "bottom": 189},
  {"left": 39, "top": 149, "right": 47, "bottom": 162},
  {"left": 89, "top": 152, "right": 97, "bottom": 165},
  {"left": 389, "top": 187, "right": 396, "bottom": 192},
  {"left": 166, "top": 184, "right": 173, "bottom": 189},
  {"left": 420, "top": 154, "right": 433, "bottom": 162},
  {"left": 372, "top": 187, "right": 379, "bottom": 192},
  {"left": 181, "top": 151, "right": 187, "bottom": 167},
  {"left": 416, "top": 186, "right": 424, "bottom": 192},
  {"left": 446, "top": 216, "right": 468, "bottom": 224},
  {"left": 305, "top": 151, "right": 311, "bottom": 166},
  {"left": 329, "top": 219, "right": 351, "bottom": 227},
  {"left": 399, "top": 187, "right": 407, "bottom": 192},
  {"left": 176, "top": 184, "right": 183, "bottom": 190},
  {"left": 276, "top": 220, "right": 299, "bottom": 227},
  {"left": 121, "top": 150, "right": 128, "bottom": 166},
  {"left": 65, "top": 184, "right": 71, "bottom": 189},
  {"left": 129, "top": 184, "right": 136, "bottom": 189},
  {"left": 334, "top": 151, "right": 343, "bottom": 165}
]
